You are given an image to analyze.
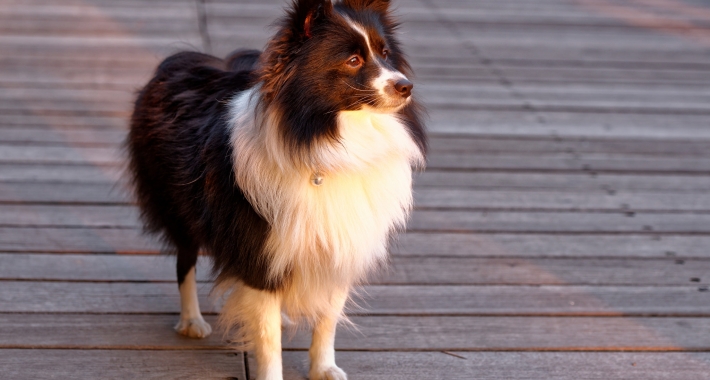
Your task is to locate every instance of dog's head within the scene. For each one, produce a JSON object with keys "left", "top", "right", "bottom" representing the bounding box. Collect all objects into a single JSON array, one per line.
[{"left": 258, "top": 0, "right": 417, "bottom": 148}]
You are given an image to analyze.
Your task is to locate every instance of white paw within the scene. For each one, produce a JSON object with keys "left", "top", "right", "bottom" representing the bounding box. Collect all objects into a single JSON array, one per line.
[
  {"left": 310, "top": 366, "right": 347, "bottom": 380},
  {"left": 174, "top": 317, "right": 212, "bottom": 338}
]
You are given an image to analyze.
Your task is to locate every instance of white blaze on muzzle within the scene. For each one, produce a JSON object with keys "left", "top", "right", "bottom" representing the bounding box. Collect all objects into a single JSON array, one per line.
[{"left": 343, "top": 15, "right": 411, "bottom": 103}]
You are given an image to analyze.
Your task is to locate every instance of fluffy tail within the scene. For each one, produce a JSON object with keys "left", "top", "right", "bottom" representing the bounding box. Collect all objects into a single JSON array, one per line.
[{"left": 225, "top": 49, "right": 261, "bottom": 73}]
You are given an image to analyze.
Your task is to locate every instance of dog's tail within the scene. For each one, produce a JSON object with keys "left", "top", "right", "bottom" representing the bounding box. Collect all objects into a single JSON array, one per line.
[{"left": 224, "top": 49, "right": 261, "bottom": 73}]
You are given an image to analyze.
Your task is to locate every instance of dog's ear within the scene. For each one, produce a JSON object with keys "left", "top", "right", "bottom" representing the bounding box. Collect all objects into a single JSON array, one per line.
[
  {"left": 341, "top": 0, "right": 391, "bottom": 13},
  {"left": 290, "top": 0, "right": 333, "bottom": 39}
]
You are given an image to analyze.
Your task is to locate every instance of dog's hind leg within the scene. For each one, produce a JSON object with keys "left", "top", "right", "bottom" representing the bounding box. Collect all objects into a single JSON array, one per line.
[
  {"left": 309, "top": 287, "right": 349, "bottom": 380},
  {"left": 175, "top": 245, "right": 212, "bottom": 338}
]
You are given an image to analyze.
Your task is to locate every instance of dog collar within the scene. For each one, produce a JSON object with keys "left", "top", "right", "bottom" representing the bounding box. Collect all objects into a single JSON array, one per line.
[{"left": 310, "top": 171, "right": 324, "bottom": 186}]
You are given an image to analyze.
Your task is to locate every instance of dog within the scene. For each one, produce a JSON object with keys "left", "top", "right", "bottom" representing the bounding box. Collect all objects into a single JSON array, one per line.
[{"left": 127, "top": 0, "right": 426, "bottom": 378}]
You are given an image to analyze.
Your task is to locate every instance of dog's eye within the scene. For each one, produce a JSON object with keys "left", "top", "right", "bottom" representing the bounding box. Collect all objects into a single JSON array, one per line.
[
  {"left": 346, "top": 55, "right": 362, "bottom": 68},
  {"left": 382, "top": 49, "right": 390, "bottom": 59}
]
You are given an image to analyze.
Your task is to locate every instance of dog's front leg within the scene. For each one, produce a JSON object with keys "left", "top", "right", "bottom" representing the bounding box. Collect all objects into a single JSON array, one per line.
[
  {"left": 240, "top": 286, "right": 283, "bottom": 380},
  {"left": 309, "top": 287, "right": 349, "bottom": 380}
]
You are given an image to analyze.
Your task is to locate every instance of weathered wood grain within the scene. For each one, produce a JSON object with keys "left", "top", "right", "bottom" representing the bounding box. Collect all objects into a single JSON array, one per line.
[
  {"left": 0, "top": 204, "right": 138, "bottom": 228},
  {"left": 393, "top": 233, "right": 710, "bottom": 258},
  {"left": 4, "top": 228, "right": 710, "bottom": 259},
  {"left": 0, "top": 349, "right": 246, "bottom": 380},
  {"left": 2, "top": 253, "right": 708, "bottom": 286},
  {"left": 0, "top": 164, "right": 124, "bottom": 182},
  {"left": 0, "top": 313, "right": 227, "bottom": 349},
  {"left": 426, "top": 153, "right": 710, "bottom": 173},
  {"left": 415, "top": 171, "right": 710, "bottom": 192},
  {"left": 7, "top": 163, "right": 710, "bottom": 194},
  {"left": 0, "top": 253, "right": 210, "bottom": 282},
  {"left": 427, "top": 135, "right": 710, "bottom": 156},
  {"left": 0, "top": 227, "right": 159, "bottom": 253},
  {"left": 8, "top": 132, "right": 710, "bottom": 157},
  {"left": 4, "top": 204, "right": 710, "bottom": 233},
  {"left": 429, "top": 109, "right": 710, "bottom": 139},
  {"left": 2, "top": 313, "right": 709, "bottom": 351},
  {"left": 276, "top": 351, "right": 710, "bottom": 380},
  {"left": 2, "top": 282, "right": 707, "bottom": 315},
  {"left": 7, "top": 179, "right": 710, "bottom": 213},
  {"left": 408, "top": 210, "right": 710, "bottom": 234},
  {"left": 0, "top": 114, "right": 127, "bottom": 129},
  {"left": 0, "top": 182, "right": 130, "bottom": 204},
  {"left": 6, "top": 145, "right": 710, "bottom": 173},
  {"left": 5, "top": 349, "right": 709, "bottom": 380},
  {"left": 0, "top": 145, "right": 121, "bottom": 164},
  {"left": 414, "top": 188, "right": 710, "bottom": 212},
  {"left": 0, "top": 128, "right": 125, "bottom": 145}
]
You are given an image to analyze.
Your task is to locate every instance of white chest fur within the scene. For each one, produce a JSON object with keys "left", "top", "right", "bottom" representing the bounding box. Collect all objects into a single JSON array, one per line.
[{"left": 229, "top": 90, "right": 423, "bottom": 318}]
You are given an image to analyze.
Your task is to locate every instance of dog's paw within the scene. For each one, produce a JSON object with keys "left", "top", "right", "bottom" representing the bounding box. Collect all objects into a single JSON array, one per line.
[
  {"left": 175, "top": 317, "right": 212, "bottom": 338},
  {"left": 310, "top": 366, "right": 347, "bottom": 380}
]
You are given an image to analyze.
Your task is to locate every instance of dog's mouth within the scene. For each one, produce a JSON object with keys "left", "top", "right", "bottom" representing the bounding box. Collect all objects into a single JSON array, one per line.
[{"left": 369, "top": 95, "right": 411, "bottom": 113}]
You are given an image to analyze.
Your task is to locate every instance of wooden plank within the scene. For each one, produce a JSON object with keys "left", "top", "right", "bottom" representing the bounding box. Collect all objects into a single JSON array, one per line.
[
  {"left": 276, "top": 351, "right": 710, "bottom": 380},
  {"left": 6, "top": 349, "right": 707, "bottom": 380},
  {"left": 0, "top": 128, "right": 125, "bottom": 146},
  {"left": 6, "top": 132, "right": 710, "bottom": 158},
  {"left": 3, "top": 228, "right": 708, "bottom": 259},
  {"left": 477, "top": 44, "right": 710, "bottom": 67},
  {"left": 0, "top": 55, "right": 159, "bottom": 70},
  {"left": 0, "top": 253, "right": 208, "bottom": 282},
  {"left": 0, "top": 204, "right": 138, "bottom": 228},
  {"left": 297, "top": 316, "right": 710, "bottom": 351},
  {"left": 426, "top": 153, "right": 710, "bottom": 175},
  {"left": 416, "top": 171, "right": 710, "bottom": 192},
  {"left": 427, "top": 136, "right": 710, "bottom": 156},
  {"left": 206, "top": 2, "right": 710, "bottom": 33},
  {"left": 0, "top": 182, "right": 130, "bottom": 204},
  {"left": 2, "top": 313, "right": 709, "bottom": 351},
  {"left": 0, "top": 350, "right": 246, "bottom": 380},
  {"left": 362, "top": 285, "right": 710, "bottom": 316},
  {"left": 0, "top": 314, "right": 226, "bottom": 349},
  {"left": 2, "top": 253, "right": 708, "bottom": 286},
  {"left": 429, "top": 110, "right": 710, "bottom": 139},
  {"left": 0, "top": 66, "right": 152, "bottom": 88},
  {"left": 1, "top": 282, "right": 707, "bottom": 315},
  {"left": 5, "top": 145, "right": 710, "bottom": 173},
  {"left": 0, "top": 165, "right": 124, "bottom": 182},
  {"left": 413, "top": 188, "right": 710, "bottom": 212},
  {"left": 4, "top": 204, "right": 710, "bottom": 233},
  {"left": 8, "top": 165, "right": 708, "bottom": 195},
  {"left": 379, "top": 257, "right": 710, "bottom": 286},
  {"left": 419, "top": 81, "right": 710, "bottom": 110},
  {"left": 0, "top": 114, "right": 127, "bottom": 129},
  {"left": 0, "top": 87, "right": 135, "bottom": 106},
  {"left": 7, "top": 180, "right": 710, "bottom": 213},
  {"left": 408, "top": 210, "right": 710, "bottom": 234},
  {"left": 0, "top": 145, "right": 121, "bottom": 165},
  {"left": 393, "top": 233, "right": 710, "bottom": 259},
  {"left": 0, "top": 227, "right": 159, "bottom": 253}
]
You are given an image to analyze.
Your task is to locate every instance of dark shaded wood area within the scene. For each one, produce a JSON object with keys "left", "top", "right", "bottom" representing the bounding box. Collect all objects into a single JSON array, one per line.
[{"left": 1, "top": 0, "right": 710, "bottom": 379}]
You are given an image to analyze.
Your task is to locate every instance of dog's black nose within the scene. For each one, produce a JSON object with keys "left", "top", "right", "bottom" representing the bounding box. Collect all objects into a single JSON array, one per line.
[{"left": 394, "top": 79, "right": 413, "bottom": 98}]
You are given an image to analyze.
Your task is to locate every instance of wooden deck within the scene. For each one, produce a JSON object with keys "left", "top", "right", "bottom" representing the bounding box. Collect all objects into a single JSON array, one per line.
[{"left": 2, "top": 0, "right": 710, "bottom": 378}]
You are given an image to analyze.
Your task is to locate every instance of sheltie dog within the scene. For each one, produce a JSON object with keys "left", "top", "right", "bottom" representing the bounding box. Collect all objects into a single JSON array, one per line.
[{"left": 128, "top": 0, "right": 426, "bottom": 378}]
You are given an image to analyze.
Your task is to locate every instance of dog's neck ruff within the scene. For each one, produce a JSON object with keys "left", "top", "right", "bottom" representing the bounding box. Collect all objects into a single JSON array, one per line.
[{"left": 228, "top": 87, "right": 423, "bottom": 318}]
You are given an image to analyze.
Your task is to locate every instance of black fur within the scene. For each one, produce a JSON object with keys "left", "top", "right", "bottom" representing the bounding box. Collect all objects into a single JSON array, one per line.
[
  {"left": 127, "top": 0, "right": 426, "bottom": 293},
  {"left": 128, "top": 51, "right": 283, "bottom": 290}
]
